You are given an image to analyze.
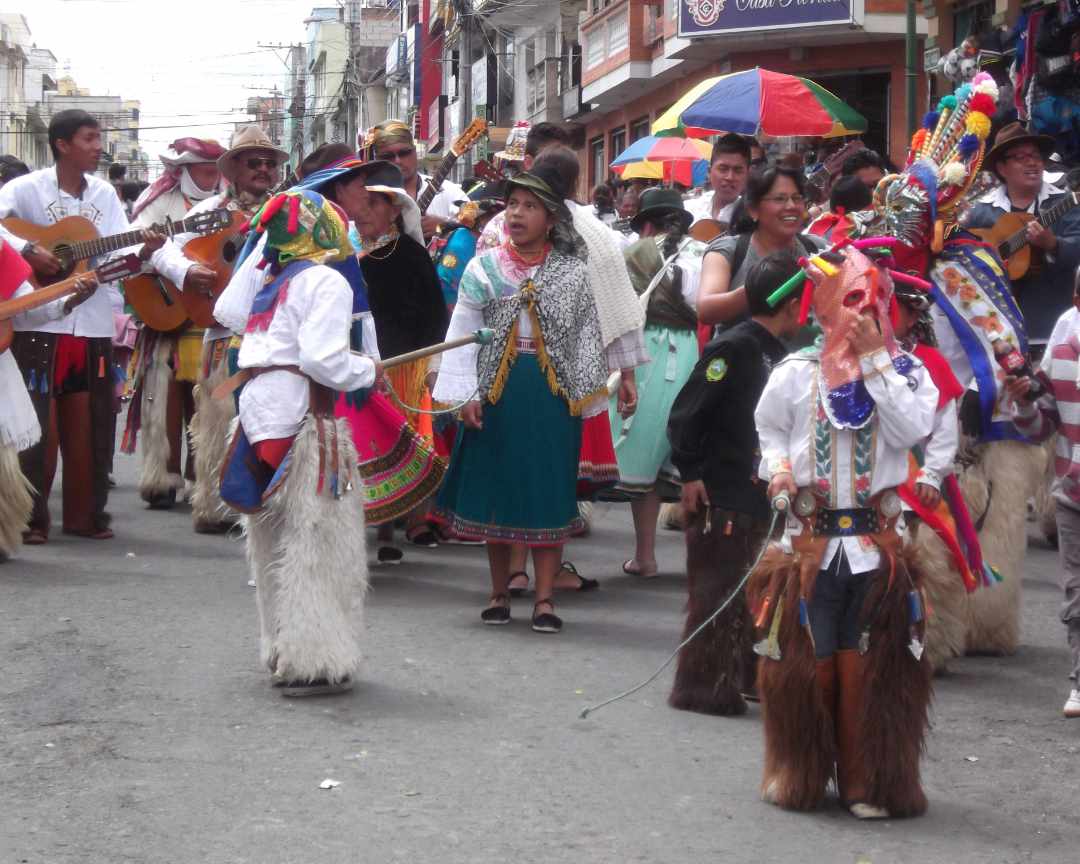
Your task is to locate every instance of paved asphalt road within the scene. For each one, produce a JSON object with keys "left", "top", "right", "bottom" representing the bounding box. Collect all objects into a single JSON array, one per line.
[{"left": 2, "top": 447, "right": 1079, "bottom": 864}]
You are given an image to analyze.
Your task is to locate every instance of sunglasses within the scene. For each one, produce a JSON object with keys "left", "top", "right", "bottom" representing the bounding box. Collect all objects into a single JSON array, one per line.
[
  {"left": 245, "top": 157, "right": 278, "bottom": 170},
  {"left": 379, "top": 147, "right": 415, "bottom": 161}
]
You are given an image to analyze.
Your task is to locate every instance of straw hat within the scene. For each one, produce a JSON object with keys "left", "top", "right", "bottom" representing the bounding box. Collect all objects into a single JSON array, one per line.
[{"left": 218, "top": 125, "right": 288, "bottom": 182}]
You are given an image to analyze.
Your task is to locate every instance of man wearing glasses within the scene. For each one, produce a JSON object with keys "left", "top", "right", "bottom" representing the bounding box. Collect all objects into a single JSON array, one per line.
[
  {"left": 153, "top": 125, "right": 287, "bottom": 534},
  {"left": 966, "top": 122, "right": 1080, "bottom": 348},
  {"left": 366, "top": 120, "right": 462, "bottom": 240}
]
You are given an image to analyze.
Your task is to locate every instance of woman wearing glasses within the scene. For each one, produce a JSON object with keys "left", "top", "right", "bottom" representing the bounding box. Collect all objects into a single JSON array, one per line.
[{"left": 696, "top": 165, "right": 823, "bottom": 329}]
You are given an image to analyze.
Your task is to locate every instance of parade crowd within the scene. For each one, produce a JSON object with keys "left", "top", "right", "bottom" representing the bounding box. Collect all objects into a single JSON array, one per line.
[{"left": 4, "top": 69, "right": 1080, "bottom": 823}]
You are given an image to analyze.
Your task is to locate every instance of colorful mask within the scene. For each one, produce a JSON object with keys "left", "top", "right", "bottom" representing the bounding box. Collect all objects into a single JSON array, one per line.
[
  {"left": 249, "top": 189, "right": 353, "bottom": 268},
  {"left": 810, "top": 247, "right": 906, "bottom": 429}
]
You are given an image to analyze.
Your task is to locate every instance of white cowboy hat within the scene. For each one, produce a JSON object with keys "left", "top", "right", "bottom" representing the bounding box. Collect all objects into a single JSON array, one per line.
[{"left": 217, "top": 125, "right": 288, "bottom": 183}]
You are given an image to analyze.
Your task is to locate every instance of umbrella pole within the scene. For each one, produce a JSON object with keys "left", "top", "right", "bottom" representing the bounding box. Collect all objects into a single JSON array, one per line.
[{"left": 905, "top": 0, "right": 918, "bottom": 137}]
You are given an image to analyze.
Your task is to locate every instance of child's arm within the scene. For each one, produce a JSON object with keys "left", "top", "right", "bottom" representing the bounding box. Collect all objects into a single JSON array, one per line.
[
  {"left": 1010, "top": 370, "right": 1060, "bottom": 442},
  {"left": 754, "top": 360, "right": 798, "bottom": 486},
  {"left": 432, "top": 258, "right": 488, "bottom": 404},
  {"left": 918, "top": 403, "right": 960, "bottom": 492}
]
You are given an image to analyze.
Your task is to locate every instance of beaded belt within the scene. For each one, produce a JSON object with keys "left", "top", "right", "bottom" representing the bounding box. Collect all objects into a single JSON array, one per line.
[
  {"left": 516, "top": 337, "right": 537, "bottom": 354},
  {"left": 814, "top": 507, "right": 879, "bottom": 537}
]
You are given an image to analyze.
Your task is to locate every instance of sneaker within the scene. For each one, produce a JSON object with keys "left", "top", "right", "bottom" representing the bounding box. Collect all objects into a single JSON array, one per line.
[
  {"left": 1064, "top": 689, "right": 1080, "bottom": 718},
  {"left": 849, "top": 802, "right": 890, "bottom": 820}
]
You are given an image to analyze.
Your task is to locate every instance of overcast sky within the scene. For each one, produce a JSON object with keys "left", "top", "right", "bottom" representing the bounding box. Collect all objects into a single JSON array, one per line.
[{"left": 22, "top": 0, "right": 326, "bottom": 173}]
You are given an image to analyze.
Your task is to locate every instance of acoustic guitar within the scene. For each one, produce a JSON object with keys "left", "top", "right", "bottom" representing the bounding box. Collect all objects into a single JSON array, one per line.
[
  {"left": 0, "top": 254, "right": 142, "bottom": 351},
  {"left": 2, "top": 209, "right": 231, "bottom": 289},
  {"left": 688, "top": 218, "right": 727, "bottom": 243},
  {"left": 173, "top": 211, "right": 252, "bottom": 328},
  {"left": 417, "top": 118, "right": 489, "bottom": 217},
  {"left": 970, "top": 190, "right": 1080, "bottom": 281}
]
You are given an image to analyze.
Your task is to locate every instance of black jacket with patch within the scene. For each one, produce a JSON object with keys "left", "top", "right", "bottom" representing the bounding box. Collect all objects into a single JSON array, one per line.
[{"left": 667, "top": 319, "right": 788, "bottom": 519}]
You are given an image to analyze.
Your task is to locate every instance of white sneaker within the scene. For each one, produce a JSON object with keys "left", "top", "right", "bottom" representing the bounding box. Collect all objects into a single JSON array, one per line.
[
  {"left": 1064, "top": 689, "right": 1080, "bottom": 718},
  {"left": 849, "top": 802, "right": 890, "bottom": 820}
]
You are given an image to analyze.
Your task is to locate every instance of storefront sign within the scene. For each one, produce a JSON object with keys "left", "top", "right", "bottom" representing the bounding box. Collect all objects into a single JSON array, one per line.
[
  {"left": 428, "top": 95, "right": 447, "bottom": 152},
  {"left": 679, "top": 0, "right": 854, "bottom": 37}
]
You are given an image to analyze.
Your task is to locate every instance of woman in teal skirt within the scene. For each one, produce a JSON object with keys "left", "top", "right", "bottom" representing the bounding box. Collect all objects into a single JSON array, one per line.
[
  {"left": 433, "top": 165, "right": 608, "bottom": 634},
  {"left": 609, "top": 188, "right": 705, "bottom": 579}
]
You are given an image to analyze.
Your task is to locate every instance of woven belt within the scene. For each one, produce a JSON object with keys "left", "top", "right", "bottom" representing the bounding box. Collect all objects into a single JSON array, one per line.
[{"left": 813, "top": 506, "right": 880, "bottom": 537}]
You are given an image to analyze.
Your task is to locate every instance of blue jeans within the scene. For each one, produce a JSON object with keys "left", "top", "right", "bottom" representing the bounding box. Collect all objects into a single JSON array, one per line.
[{"left": 808, "top": 550, "right": 873, "bottom": 659}]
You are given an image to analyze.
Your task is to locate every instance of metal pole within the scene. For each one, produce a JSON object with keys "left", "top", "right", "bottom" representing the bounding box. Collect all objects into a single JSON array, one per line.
[{"left": 906, "top": 0, "right": 918, "bottom": 137}]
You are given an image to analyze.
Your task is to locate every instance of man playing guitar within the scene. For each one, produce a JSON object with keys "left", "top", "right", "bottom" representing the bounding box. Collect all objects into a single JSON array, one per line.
[
  {"left": 966, "top": 122, "right": 1080, "bottom": 348},
  {"left": 152, "top": 125, "right": 287, "bottom": 534},
  {"left": 125, "top": 138, "right": 225, "bottom": 510},
  {"left": 0, "top": 109, "right": 166, "bottom": 543}
]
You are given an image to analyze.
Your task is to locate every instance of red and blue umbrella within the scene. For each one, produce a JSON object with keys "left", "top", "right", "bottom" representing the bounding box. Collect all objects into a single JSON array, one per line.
[{"left": 652, "top": 67, "right": 868, "bottom": 139}]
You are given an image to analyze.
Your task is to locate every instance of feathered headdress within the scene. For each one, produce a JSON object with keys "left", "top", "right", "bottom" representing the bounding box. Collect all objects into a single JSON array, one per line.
[{"left": 873, "top": 73, "right": 999, "bottom": 251}]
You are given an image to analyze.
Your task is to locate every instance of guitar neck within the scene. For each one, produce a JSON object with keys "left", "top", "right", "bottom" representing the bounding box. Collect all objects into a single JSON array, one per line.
[
  {"left": 65, "top": 214, "right": 198, "bottom": 264},
  {"left": 417, "top": 153, "right": 459, "bottom": 215},
  {"left": 1002, "top": 193, "right": 1079, "bottom": 257}
]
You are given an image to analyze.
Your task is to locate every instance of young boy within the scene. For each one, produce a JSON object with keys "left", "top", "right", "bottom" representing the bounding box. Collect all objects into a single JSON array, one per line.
[
  {"left": 666, "top": 252, "right": 804, "bottom": 715},
  {"left": 1008, "top": 276, "right": 1080, "bottom": 718},
  {"left": 750, "top": 247, "right": 939, "bottom": 819}
]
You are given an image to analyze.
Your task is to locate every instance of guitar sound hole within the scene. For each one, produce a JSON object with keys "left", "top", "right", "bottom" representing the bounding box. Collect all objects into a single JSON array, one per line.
[
  {"left": 53, "top": 244, "right": 76, "bottom": 280},
  {"left": 222, "top": 237, "right": 241, "bottom": 264}
]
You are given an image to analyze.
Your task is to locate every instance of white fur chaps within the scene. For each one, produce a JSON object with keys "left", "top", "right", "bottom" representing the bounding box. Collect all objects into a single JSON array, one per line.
[
  {"left": 244, "top": 416, "right": 368, "bottom": 685},
  {"left": 0, "top": 444, "right": 33, "bottom": 557},
  {"left": 921, "top": 440, "right": 1046, "bottom": 668},
  {"left": 138, "top": 335, "right": 185, "bottom": 501},
  {"left": 189, "top": 338, "right": 237, "bottom": 527}
]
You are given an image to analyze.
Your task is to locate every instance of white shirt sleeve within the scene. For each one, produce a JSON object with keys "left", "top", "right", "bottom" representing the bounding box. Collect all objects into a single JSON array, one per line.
[
  {"left": 918, "top": 403, "right": 959, "bottom": 490},
  {"left": 213, "top": 234, "right": 265, "bottom": 333},
  {"left": 859, "top": 349, "right": 939, "bottom": 451},
  {"left": 295, "top": 269, "right": 376, "bottom": 393},
  {"left": 10, "top": 280, "right": 68, "bottom": 330},
  {"left": 433, "top": 257, "right": 487, "bottom": 403},
  {"left": 755, "top": 361, "right": 799, "bottom": 480}
]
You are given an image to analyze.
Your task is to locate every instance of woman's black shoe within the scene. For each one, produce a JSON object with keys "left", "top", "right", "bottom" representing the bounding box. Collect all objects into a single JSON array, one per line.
[
  {"left": 481, "top": 594, "right": 511, "bottom": 625},
  {"left": 377, "top": 545, "right": 404, "bottom": 565},
  {"left": 531, "top": 603, "right": 563, "bottom": 634}
]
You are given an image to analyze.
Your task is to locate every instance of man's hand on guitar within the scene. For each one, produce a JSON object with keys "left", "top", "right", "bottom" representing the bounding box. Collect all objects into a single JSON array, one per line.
[
  {"left": 137, "top": 230, "right": 167, "bottom": 261},
  {"left": 22, "top": 243, "right": 62, "bottom": 278},
  {"left": 183, "top": 265, "right": 218, "bottom": 295},
  {"left": 62, "top": 276, "right": 99, "bottom": 315},
  {"left": 421, "top": 214, "right": 446, "bottom": 238},
  {"left": 1025, "top": 220, "right": 1058, "bottom": 252}
]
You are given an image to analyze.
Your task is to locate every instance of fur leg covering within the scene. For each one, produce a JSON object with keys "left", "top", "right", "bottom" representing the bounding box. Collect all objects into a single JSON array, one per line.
[
  {"left": 658, "top": 502, "right": 686, "bottom": 531},
  {"left": 669, "top": 512, "right": 759, "bottom": 716},
  {"left": 748, "top": 546, "right": 836, "bottom": 811},
  {"left": 248, "top": 416, "right": 368, "bottom": 685},
  {"left": 855, "top": 546, "right": 932, "bottom": 817},
  {"left": 0, "top": 444, "right": 34, "bottom": 558},
  {"left": 190, "top": 340, "right": 237, "bottom": 529},
  {"left": 138, "top": 335, "right": 185, "bottom": 501},
  {"left": 962, "top": 440, "right": 1045, "bottom": 655},
  {"left": 912, "top": 522, "right": 968, "bottom": 674}
]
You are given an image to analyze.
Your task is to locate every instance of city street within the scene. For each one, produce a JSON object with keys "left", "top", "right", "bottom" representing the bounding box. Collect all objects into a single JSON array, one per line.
[{"left": 1, "top": 449, "right": 1078, "bottom": 864}]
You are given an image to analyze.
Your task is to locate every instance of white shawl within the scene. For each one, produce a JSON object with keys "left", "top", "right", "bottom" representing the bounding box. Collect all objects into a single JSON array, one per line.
[{"left": 570, "top": 203, "right": 645, "bottom": 348}]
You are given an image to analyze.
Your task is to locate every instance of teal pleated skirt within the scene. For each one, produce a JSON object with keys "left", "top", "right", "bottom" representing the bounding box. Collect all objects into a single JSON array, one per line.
[
  {"left": 435, "top": 353, "right": 583, "bottom": 545},
  {"left": 608, "top": 324, "right": 698, "bottom": 495}
]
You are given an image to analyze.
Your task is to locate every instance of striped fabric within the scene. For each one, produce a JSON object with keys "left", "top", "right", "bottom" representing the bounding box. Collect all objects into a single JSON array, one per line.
[{"left": 1013, "top": 330, "right": 1080, "bottom": 507}]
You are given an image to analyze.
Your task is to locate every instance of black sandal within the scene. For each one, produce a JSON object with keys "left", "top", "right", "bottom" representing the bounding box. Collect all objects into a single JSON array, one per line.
[
  {"left": 531, "top": 599, "right": 563, "bottom": 634},
  {"left": 481, "top": 593, "right": 511, "bottom": 625},
  {"left": 556, "top": 561, "right": 599, "bottom": 592},
  {"left": 507, "top": 570, "right": 530, "bottom": 597}
]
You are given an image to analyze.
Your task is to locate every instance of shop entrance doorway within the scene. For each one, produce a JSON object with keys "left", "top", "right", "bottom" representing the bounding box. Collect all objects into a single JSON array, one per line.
[{"left": 814, "top": 70, "right": 892, "bottom": 165}]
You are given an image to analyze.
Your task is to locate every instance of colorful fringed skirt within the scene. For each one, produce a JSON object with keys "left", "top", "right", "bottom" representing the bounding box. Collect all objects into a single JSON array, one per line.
[
  {"left": 336, "top": 389, "right": 446, "bottom": 525},
  {"left": 435, "top": 351, "right": 583, "bottom": 545},
  {"left": 607, "top": 324, "right": 698, "bottom": 498}
]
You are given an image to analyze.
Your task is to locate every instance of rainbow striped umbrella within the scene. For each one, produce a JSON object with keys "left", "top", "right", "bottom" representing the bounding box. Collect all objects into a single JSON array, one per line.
[{"left": 652, "top": 68, "right": 867, "bottom": 140}]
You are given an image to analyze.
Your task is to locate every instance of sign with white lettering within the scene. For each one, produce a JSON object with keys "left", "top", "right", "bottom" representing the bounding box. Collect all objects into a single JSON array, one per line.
[{"left": 678, "top": 0, "right": 854, "bottom": 37}]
